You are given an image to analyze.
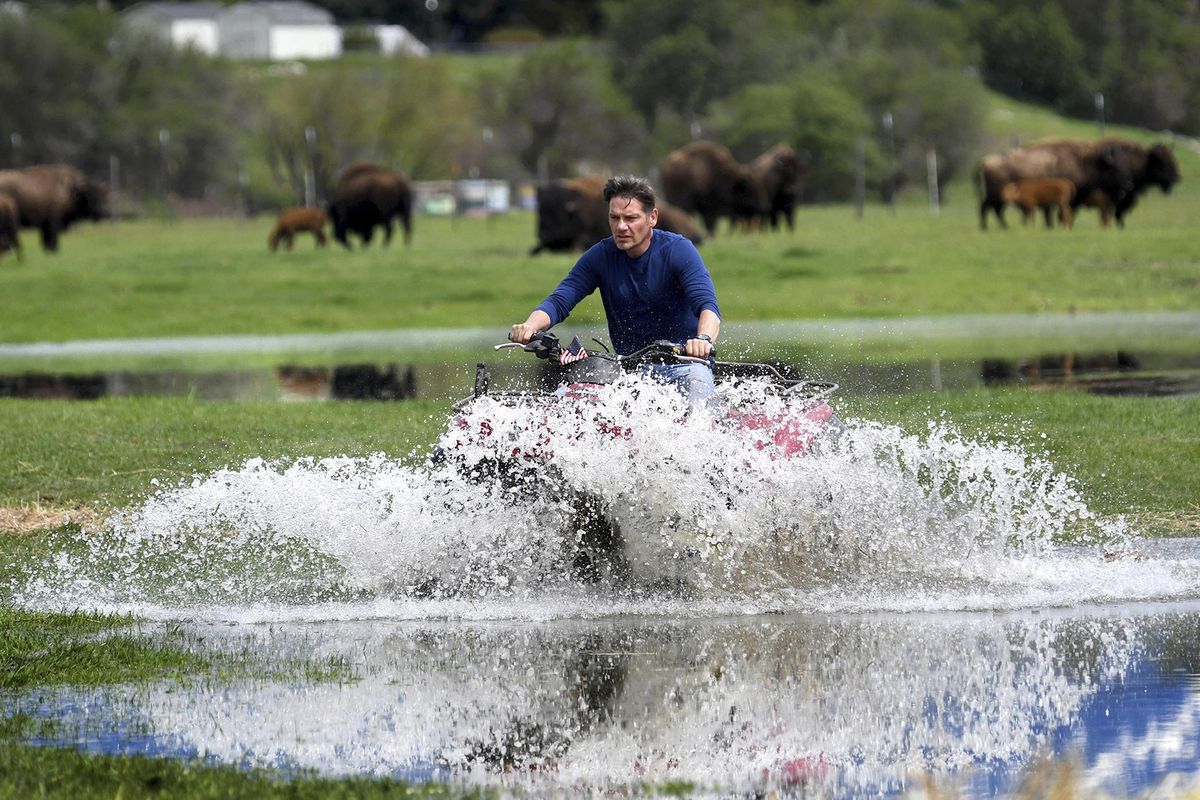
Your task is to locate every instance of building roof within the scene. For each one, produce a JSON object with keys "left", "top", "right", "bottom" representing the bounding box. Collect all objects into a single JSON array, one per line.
[
  {"left": 122, "top": 2, "right": 223, "bottom": 21},
  {"left": 124, "top": 2, "right": 334, "bottom": 26},
  {"left": 238, "top": 1, "right": 335, "bottom": 25}
]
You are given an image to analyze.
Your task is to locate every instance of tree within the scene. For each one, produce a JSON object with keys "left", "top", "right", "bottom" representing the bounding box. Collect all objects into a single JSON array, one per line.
[
  {"left": 496, "top": 41, "right": 644, "bottom": 178},
  {"left": 0, "top": 7, "right": 237, "bottom": 198},
  {"left": 971, "top": 4, "right": 1091, "bottom": 112}
]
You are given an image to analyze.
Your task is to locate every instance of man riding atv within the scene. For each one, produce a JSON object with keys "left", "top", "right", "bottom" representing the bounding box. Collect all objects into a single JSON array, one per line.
[{"left": 509, "top": 175, "right": 721, "bottom": 404}]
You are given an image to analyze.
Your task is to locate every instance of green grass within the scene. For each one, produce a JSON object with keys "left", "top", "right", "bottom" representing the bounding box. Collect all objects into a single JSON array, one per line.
[
  {"left": 0, "top": 743, "right": 467, "bottom": 799},
  {"left": 0, "top": 397, "right": 447, "bottom": 508}
]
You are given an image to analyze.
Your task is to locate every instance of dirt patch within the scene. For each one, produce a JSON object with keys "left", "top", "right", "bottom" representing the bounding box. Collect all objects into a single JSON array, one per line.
[
  {"left": 0, "top": 504, "right": 103, "bottom": 535},
  {"left": 1125, "top": 511, "right": 1200, "bottom": 537}
]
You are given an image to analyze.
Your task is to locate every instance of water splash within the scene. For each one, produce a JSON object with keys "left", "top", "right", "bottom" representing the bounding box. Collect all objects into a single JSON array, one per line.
[{"left": 10, "top": 378, "right": 1198, "bottom": 619}]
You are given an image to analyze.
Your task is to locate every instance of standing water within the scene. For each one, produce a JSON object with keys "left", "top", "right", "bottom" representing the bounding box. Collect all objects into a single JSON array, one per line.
[{"left": 7, "top": 378, "right": 1200, "bottom": 797}]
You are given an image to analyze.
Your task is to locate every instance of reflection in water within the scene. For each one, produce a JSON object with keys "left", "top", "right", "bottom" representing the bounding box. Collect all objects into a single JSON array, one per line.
[
  {"left": 8, "top": 609, "right": 1200, "bottom": 797},
  {"left": 1, "top": 350, "right": 1198, "bottom": 401}
]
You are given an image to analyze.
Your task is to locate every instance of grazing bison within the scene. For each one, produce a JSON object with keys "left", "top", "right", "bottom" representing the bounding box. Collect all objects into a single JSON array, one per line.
[
  {"left": 268, "top": 207, "right": 328, "bottom": 251},
  {"left": 749, "top": 144, "right": 808, "bottom": 231},
  {"left": 976, "top": 139, "right": 1135, "bottom": 230},
  {"left": 531, "top": 175, "right": 609, "bottom": 254},
  {"left": 0, "top": 164, "right": 108, "bottom": 252},
  {"left": 660, "top": 140, "right": 767, "bottom": 237},
  {"left": 1077, "top": 139, "right": 1180, "bottom": 227},
  {"left": 327, "top": 162, "right": 412, "bottom": 249},
  {"left": 531, "top": 175, "right": 703, "bottom": 255},
  {"left": 0, "top": 193, "right": 21, "bottom": 261},
  {"left": 1001, "top": 178, "right": 1075, "bottom": 228}
]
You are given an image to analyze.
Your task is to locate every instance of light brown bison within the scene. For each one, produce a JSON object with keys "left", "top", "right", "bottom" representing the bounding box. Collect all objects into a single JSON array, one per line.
[
  {"left": 327, "top": 162, "right": 412, "bottom": 249},
  {"left": 660, "top": 141, "right": 767, "bottom": 237},
  {"left": 749, "top": 143, "right": 808, "bottom": 231},
  {"left": 0, "top": 193, "right": 21, "bottom": 261},
  {"left": 0, "top": 164, "right": 108, "bottom": 252},
  {"left": 531, "top": 175, "right": 703, "bottom": 255},
  {"left": 1076, "top": 139, "right": 1180, "bottom": 228},
  {"left": 268, "top": 207, "right": 328, "bottom": 251},
  {"left": 1000, "top": 178, "right": 1075, "bottom": 228},
  {"left": 976, "top": 139, "right": 1135, "bottom": 230}
]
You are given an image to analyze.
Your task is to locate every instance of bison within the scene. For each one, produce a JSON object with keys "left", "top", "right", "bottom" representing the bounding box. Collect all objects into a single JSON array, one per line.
[
  {"left": 976, "top": 139, "right": 1135, "bottom": 230},
  {"left": 0, "top": 193, "right": 21, "bottom": 261},
  {"left": 1076, "top": 139, "right": 1180, "bottom": 227},
  {"left": 660, "top": 140, "right": 767, "bottom": 237},
  {"left": 0, "top": 164, "right": 108, "bottom": 252},
  {"left": 327, "top": 162, "right": 412, "bottom": 249},
  {"left": 1001, "top": 178, "right": 1075, "bottom": 228},
  {"left": 531, "top": 175, "right": 703, "bottom": 255},
  {"left": 749, "top": 144, "right": 808, "bottom": 231},
  {"left": 269, "top": 207, "right": 328, "bottom": 251}
]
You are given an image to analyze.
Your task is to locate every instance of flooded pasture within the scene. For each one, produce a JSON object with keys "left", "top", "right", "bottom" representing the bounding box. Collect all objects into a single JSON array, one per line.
[{"left": 6, "top": 376, "right": 1200, "bottom": 797}]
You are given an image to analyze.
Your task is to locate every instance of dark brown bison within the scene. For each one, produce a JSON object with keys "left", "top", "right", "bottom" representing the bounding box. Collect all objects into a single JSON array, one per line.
[
  {"left": 530, "top": 175, "right": 703, "bottom": 255},
  {"left": 1001, "top": 178, "right": 1075, "bottom": 228},
  {"left": 0, "top": 164, "right": 108, "bottom": 252},
  {"left": 660, "top": 141, "right": 767, "bottom": 237},
  {"left": 749, "top": 144, "right": 808, "bottom": 231},
  {"left": 0, "top": 193, "right": 21, "bottom": 261},
  {"left": 976, "top": 139, "right": 1135, "bottom": 230},
  {"left": 327, "top": 162, "right": 412, "bottom": 249},
  {"left": 531, "top": 175, "right": 609, "bottom": 254},
  {"left": 1076, "top": 139, "right": 1180, "bottom": 227},
  {"left": 268, "top": 207, "right": 328, "bottom": 251}
]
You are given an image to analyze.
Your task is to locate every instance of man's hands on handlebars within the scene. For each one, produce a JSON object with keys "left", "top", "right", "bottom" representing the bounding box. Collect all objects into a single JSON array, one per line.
[
  {"left": 509, "top": 323, "right": 540, "bottom": 344},
  {"left": 683, "top": 336, "right": 714, "bottom": 359},
  {"left": 509, "top": 310, "right": 552, "bottom": 345}
]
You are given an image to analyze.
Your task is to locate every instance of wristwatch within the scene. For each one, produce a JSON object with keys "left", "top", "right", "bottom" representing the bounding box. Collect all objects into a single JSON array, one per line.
[{"left": 695, "top": 334, "right": 713, "bottom": 344}]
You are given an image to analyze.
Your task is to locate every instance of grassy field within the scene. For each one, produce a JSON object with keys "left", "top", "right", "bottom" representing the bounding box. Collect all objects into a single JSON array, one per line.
[
  {"left": 2, "top": 186, "right": 1196, "bottom": 345},
  {"left": 0, "top": 92, "right": 1196, "bottom": 363}
]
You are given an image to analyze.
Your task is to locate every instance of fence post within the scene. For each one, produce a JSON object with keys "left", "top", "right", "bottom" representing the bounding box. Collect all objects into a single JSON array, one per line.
[
  {"left": 926, "top": 145, "right": 939, "bottom": 215},
  {"left": 854, "top": 137, "right": 865, "bottom": 220}
]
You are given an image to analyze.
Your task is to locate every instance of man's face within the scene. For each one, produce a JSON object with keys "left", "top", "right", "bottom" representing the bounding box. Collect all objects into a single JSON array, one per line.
[{"left": 608, "top": 195, "right": 657, "bottom": 257}]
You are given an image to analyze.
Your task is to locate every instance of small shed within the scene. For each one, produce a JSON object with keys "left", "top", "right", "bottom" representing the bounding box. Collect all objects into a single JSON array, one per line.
[
  {"left": 121, "top": 2, "right": 222, "bottom": 55},
  {"left": 219, "top": 1, "right": 341, "bottom": 61}
]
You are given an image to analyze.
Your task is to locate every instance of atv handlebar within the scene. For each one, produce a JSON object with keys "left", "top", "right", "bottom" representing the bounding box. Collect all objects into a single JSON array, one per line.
[{"left": 498, "top": 331, "right": 713, "bottom": 365}]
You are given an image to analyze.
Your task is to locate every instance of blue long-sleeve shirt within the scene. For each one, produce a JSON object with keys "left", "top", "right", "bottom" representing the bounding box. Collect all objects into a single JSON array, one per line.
[{"left": 535, "top": 229, "right": 721, "bottom": 355}]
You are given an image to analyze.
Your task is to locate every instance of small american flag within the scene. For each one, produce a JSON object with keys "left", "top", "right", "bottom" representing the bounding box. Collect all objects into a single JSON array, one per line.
[{"left": 559, "top": 335, "right": 589, "bottom": 365}]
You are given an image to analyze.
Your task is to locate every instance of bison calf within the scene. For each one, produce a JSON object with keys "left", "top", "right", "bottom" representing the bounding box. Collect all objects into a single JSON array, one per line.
[
  {"left": 269, "top": 207, "right": 328, "bottom": 251},
  {"left": 0, "top": 193, "right": 21, "bottom": 262},
  {"left": 1000, "top": 178, "right": 1076, "bottom": 229}
]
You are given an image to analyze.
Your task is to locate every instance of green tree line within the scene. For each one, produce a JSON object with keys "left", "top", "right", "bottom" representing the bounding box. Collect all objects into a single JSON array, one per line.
[{"left": 5, "top": 1, "right": 1197, "bottom": 209}]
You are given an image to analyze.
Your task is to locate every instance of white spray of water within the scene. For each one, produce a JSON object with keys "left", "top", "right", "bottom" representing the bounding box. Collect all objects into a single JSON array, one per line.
[{"left": 10, "top": 377, "right": 1199, "bottom": 619}]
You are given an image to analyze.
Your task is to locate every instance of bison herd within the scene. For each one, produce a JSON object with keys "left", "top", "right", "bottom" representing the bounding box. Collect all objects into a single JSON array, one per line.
[
  {"left": 531, "top": 140, "right": 808, "bottom": 255},
  {"left": 977, "top": 137, "right": 1179, "bottom": 230},
  {"left": 0, "top": 135, "right": 1182, "bottom": 265}
]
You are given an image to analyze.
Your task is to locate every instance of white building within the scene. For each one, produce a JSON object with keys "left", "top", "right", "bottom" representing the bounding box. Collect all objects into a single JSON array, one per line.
[
  {"left": 122, "top": 2, "right": 222, "bottom": 56},
  {"left": 218, "top": 1, "right": 341, "bottom": 61}
]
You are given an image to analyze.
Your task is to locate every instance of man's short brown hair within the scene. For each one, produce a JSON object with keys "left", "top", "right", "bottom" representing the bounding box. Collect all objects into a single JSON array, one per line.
[{"left": 603, "top": 175, "right": 656, "bottom": 213}]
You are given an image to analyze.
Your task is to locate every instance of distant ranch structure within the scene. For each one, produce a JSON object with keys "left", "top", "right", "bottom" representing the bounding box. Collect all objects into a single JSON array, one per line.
[
  {"left": 220, "top": 1, "right": 341, "bottom": 61},
  {"left": 123, "top": 2, "right": 221, "bottom": 55},
  {"left": 123, "top": 1, "right": 346, "bottom": 61}
]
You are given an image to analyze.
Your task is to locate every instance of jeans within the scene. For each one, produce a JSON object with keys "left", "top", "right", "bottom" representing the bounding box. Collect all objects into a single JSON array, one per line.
[{"left": 641, "top": 361, "right": 716, "bottom": 405}]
